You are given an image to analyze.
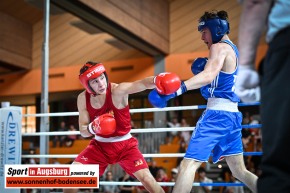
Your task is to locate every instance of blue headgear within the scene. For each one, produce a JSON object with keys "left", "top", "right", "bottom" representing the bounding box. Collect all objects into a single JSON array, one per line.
[{"left": 198, "top": 17, "right": 230, "bottom": 43}]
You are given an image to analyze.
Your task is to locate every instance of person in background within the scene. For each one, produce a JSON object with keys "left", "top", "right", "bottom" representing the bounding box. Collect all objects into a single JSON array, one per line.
[
  {"left": 191, "top": 167, "right": 213, "bottom": 193},
  {"left": 168, "top": 168, "right": 178, "bottom": 193},
  {"left": 149, "top": 160, "right": 160, "bottom": 178},
  {"left": 103, "top": 171, "right": 118, "bottom": 193},
  {"left": 65, "top": 124, "right": 78, "bottom": 147},
  {"left": 53, "top": 121, "right": 68, "bottom": 147},
  {"left": 155, "top": 168, "right": 169, "bottom": 193},
  {"left": 237, "top": 1, "right": 290, "bottom": 192},
  {"left": 118, "top": 170, "right": 135, "bottom": 193}
]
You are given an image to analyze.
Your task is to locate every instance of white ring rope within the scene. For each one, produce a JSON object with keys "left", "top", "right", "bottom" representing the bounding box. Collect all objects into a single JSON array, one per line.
[
  {"left": 22, "top": 124, "right": 261, "bottom": 136},
  {"left": 21, "top": 152, "right": 262, "bottom": 159},
  {"left": 23, "top": 102, "right": 260, "bottom": 117},
  {"left": 22, "top": 127, "right": 194, "bottom": 136},
  {"left": 20, "top": 102, "right": 260, "bottom": 188}
]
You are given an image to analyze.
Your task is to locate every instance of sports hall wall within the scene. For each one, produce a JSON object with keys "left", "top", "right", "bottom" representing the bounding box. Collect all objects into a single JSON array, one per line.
[{"left": 0, "top": 0, "right": 267, "bottom": 102}]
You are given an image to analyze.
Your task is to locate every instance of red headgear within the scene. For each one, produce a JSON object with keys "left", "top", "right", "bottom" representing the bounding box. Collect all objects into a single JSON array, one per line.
[{"left": 79, "top": 62, "right": 106, "bottom": 95}]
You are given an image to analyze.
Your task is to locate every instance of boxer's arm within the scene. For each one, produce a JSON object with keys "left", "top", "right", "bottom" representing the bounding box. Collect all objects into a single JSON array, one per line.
[
  {"left": 77, "top": 92, "right": 93, "bottom": 138},
  {"left": 184, "top": 44, "right": 225, "bottom": 90},
  {"left": 114, "top": 72, "right": 181, "bottom": 95},
  {"left": 114, "top": 76, "right": 156, "bottom": 96}
]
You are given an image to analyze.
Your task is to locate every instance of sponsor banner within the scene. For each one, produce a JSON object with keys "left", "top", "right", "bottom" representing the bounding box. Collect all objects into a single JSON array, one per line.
[
  {"left": 5, "top": 164, "right": 99, "bottom": 189},
  {"left": 0, "top": 106, "right": 22, "bottom": 193}
]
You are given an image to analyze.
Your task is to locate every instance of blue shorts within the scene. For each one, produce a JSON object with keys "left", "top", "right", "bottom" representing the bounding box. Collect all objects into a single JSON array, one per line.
[{"left": 185, "top": 110, "right": 243, "bottom": 163}]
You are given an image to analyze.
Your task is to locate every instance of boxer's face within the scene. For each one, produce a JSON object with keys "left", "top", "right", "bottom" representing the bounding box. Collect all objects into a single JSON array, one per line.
[
  {"left": 200, "top": 28, "right": 212, "bottom": 49},
  {"left": 89, "top": 73, "right": 107, "bottom": 95}
]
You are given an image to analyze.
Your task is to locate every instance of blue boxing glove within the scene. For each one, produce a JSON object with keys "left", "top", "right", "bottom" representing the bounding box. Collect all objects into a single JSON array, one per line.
[
  {"left": 149, "top": 81, "right": 187, "bottom": 108},
  {"left": 148, "top": 89, "right": 175, "bottom": 108},
  {"left": 191, "top": 57, "right": 208, "bottom": 75}
]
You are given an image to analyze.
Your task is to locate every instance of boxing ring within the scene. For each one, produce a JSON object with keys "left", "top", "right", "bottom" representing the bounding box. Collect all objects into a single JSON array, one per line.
[{"left": 21, "top": 102, "right": 261, "bottom": 188}]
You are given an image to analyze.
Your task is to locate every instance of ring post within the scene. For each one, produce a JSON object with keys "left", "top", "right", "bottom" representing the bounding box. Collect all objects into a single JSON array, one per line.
[{"left": 0, "top": 104, "right": 22, "bottom": 193}]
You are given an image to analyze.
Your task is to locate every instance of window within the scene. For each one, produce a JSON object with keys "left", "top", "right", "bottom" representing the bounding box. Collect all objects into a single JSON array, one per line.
[{"left": 22, "top": 106, "right": 36, "bottom": 133}]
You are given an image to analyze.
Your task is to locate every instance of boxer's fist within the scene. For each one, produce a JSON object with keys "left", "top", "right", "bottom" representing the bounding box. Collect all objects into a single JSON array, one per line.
[
  {"left": 236, "top": 65, "right": 260, "bottom": 102},
  {"left": 88, "top": 113, "right": 116, "bottom": 135},
  {"left": 154, "top": 72, "right": 181, "bottom": 95},
  {"left": 191, "top": 57, "right": 208, "bottom": 75},
  {"left": 149, "top": 81, "right": 187, "bottom": 108},
  {"left": 148, "top": 89, "right": 176, "bottom": 108}
]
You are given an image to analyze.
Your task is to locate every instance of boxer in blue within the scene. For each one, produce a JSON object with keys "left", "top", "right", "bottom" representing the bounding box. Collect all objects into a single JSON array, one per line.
[{"left": 149, "top": 10, "right": 258, "bottom": 193}]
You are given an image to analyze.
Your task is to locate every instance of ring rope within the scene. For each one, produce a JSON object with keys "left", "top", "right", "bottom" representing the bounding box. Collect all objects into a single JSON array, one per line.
[
  {"left": 21, "top": 124, "right": 261, "bottom": 136},
  {"left": 23, "top": 102, "right": 260, "bottom": 117},
  {"left": 21, "top": 152, "right": 262, "bottom": 159},
  {"left": 99, "top": 181, "right": 245, "bottom": 186},
  {"left": 20, "top": 102, "right": 260, "bottom": 188}
]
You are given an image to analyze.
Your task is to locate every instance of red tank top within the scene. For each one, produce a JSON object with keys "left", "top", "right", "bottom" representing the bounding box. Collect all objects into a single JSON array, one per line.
[{"left": 85, "top": 83, "right": 131, "bottom": 137}]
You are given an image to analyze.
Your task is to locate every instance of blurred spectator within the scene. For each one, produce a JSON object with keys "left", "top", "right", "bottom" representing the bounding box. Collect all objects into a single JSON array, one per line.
[
  {"left": 168, "top": 168, "right": 178, "bottom": 193},
  {"left": 179, "top": 118, "right": 191, "bottom": 145},
  {"left": 118, "top": 170, "right": 135, "bottom": 193},
  {"left": 103, "top": 171, "right": 118, "bottom": 193},
  {"left": 217, "top": 167, "right": 231, "bottom": 193},
  {"left": 29, "top": 149, "right": 38, "bottom": 164},
  {"left": 242, "top": 112, "right": 250, "bottom": 125},
  {"left": 149, "top": 160, "right": 160, "bottom": 178},
  {"left": 52, "top": 158, "right": 60, "bottom": 164},
  {"left": 53, "top": 121, "right": 68, "bottom": 147},
  {"left": 166, "top": 117, "right": 180, "bottom": 144},
  {"left": 248, "top": 115, "right": 261, "bottom": 143},
  {"left": 242, "top": 129, "right": 253, "bottom": 170},
  {"left": 176, "top": 141, "right": 187, "bottom": 168},
  {"left": 65, "top": 124, "right": 78, "bottom": 147},
  {"left": 155, "top": 168, "right": 169, "bottom": 193},
  {"left": 191, "top": 167, "right": 213, "bottom": 193},
  {"left": 250, "top": 138, "right": 262, "bottom": 176},
  {"left": 223, "top": 171, "right": 245, "bottom": 193},
  {"left": 241, "top": 129, "right": 252, "bottom": 150},
  {"left": 131, "top": 120, "right": 139, "bottom": 139}
]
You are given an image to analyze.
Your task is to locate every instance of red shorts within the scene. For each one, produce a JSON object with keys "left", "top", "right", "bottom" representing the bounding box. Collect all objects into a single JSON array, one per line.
[{"left": 74, "top": 137, "right": 148, "bottom": 177}]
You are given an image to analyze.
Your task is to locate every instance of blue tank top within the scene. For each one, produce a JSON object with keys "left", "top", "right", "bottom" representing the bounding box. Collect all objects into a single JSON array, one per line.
[{"left": 200, "top": 40, "right": 240, "bottom": 102}]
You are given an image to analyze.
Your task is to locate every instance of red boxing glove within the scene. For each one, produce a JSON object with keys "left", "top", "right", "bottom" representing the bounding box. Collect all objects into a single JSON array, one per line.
[
  {"left": 87, "top": 113, "right": 116, "bottom": 135},
  {"left": 154, "top": 72, "right": 181, "bottom": 95}
]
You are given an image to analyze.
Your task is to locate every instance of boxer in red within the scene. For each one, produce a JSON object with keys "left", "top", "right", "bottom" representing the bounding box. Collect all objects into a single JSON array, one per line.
[{"left": 63, "top": 61, "right": 181, "bottom": 193}]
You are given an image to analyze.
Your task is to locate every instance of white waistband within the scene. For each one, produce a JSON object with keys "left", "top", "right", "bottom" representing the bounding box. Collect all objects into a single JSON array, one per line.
[
  {"left": 94, "top": 133, "right": 132, "bottom": 142},
  {"left": 207, "top": 98, "right": 238, "bottom": 112}
]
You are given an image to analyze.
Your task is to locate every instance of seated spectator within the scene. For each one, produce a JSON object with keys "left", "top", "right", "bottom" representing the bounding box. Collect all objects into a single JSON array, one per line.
[
  {"left": 191, "top": 167, "right": 213, "bottom": 193},
  {"left": 118, "top": 170, "right": 135, "bottom": 193},
  {"left": 149, "top": 160, "right": 160, "bottom": 178},
  {"left": 155, "top": 168, "right": 169, "bottom": 193},
  {"left": 179, "top": 118, "right": 191, "bottom": 145},
  {"left": 52, "top": 158, "right": 60, "bottom": 164},
  {"left": 53, "top": 121, "right": 68, "bottom": 147},
  {"left": 177, "top": 141, "right": 187, "bottom": 168},
  {"left": 166, "top": 117, "right": 181, "bottom": 144},
  {"left": 65, "top": 124, "right": 78, "bottom": 147},
  {"left": 168, "top": 168, "right": 178, "bottom": 193},
  {"left": 224, "top": 171, "right": 245, "bottom": 193},
  {"left": 102, "top": 171, "right": 118, "bottom": 193}
]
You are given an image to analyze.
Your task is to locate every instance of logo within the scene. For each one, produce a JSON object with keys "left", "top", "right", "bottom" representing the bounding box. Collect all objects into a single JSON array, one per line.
[
  {"left": 81, "top": 156, "right": 88, "bottom": 162},
  {"left": 134, "top": 159, "right": 144, "bottom": 167},
  {"left": 86, "top": 66, "right": 105, "bottom": 78}
]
